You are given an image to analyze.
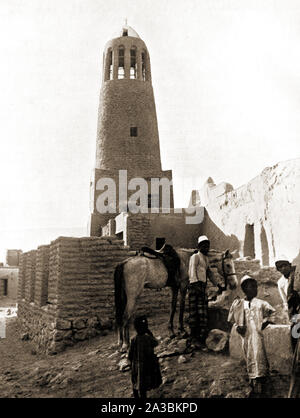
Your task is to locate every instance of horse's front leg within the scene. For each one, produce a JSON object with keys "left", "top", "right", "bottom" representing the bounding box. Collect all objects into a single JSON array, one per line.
[
  {"left": 178, "top": 288, "right": 187, "bottom": 335},
  {"left": 168, "top": 287, "right": 178, "bottom": 337},
  {"left": 120, "top": 321, "right": 130, "bottom": 353},
  {"left": 121, "top": 295, "right": 137, "bottom": 353}
]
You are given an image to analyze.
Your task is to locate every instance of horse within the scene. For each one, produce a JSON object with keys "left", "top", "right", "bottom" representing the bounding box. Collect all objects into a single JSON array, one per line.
[{"left": 114, "top": 248, "right": 238, "bottom": 352}]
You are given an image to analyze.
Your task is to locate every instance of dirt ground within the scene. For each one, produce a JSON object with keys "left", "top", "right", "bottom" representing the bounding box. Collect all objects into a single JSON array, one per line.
[{"left": 0, "top": 299, "right": 290, "bottom": 399}]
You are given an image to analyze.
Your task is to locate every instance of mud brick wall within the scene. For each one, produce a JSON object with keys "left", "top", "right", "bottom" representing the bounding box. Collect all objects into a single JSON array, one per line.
[
  {"left": 126, "top": 214, "right": 152, "bottom": 250},
  {"left": 34, "top": 245, "right": 50, "bottom": 307},
  {"left": 53, "top": 236, "right": 130, "bottom": 321},
  {"left": 17, "top": 253, "right": 26, "bottom": 300},
  {"left": 18, "top": 236, "right": 132, "bottom": 354},
  {"left": 24, "top": 250, "right": 37, "bottom": 303}
]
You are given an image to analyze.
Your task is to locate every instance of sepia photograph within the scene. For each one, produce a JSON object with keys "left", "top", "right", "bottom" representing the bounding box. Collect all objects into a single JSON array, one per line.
[{"left": 0, "top": 0, "right": 300, "bottom": 405}]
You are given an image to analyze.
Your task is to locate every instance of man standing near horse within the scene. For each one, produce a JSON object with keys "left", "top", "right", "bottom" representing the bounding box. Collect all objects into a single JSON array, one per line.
[{"left": 188, "top": 235, "right": 225, "bottom": 349}]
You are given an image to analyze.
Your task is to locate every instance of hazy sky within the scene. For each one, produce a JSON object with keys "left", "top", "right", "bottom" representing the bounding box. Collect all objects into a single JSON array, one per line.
[{"left": 0, "top": 0, "right": 300, "bottom": 259}]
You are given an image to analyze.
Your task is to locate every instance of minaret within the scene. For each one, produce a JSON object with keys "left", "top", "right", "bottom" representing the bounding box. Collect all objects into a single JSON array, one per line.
[{"left": 89, "top": 24, "right": 173, "bottom": 236}]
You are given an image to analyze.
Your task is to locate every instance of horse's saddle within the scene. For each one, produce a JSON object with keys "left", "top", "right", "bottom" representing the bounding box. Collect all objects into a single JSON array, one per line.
[{"left": 140, "top": 245, "right": 181, "bottom": 288}]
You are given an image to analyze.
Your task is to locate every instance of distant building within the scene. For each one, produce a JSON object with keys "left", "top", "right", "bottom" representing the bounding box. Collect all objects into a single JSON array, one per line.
[
  {"left": 6, "top": 249, "right": 22, "bottom": 267},
  {"left": 0, "top": 249, "right": 21, "bottom": 299}
]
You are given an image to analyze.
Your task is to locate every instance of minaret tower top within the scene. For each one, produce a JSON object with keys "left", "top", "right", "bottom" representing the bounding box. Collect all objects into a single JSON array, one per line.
[
  {"left": 89, "top": 24, "right": 174, "bottom": 236},
  {"left": 95, "top": 24, "right": 159, "bottom": 173},
  {"left": 101, "top": 23, "right": 151, "bottom": 84}
]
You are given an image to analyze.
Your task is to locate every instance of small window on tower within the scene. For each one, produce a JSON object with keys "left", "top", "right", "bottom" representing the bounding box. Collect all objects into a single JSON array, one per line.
[
  {"left": 123, "top": 29, "right": 128, "bottom": 36},
  {"left": 130, "top": 127, "right": 138, "bottom": 137}
]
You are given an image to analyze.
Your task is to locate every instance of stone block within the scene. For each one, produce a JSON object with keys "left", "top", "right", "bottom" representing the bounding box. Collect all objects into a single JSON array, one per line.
[
  {"left": 230, "top": 324, "right": 294, "bottom": 375},
  {"left": 87, "top": 316, "right": 98, "bottom": 328},
  {"left": 53, "top": 329, "right": 73, "bottom": 342},
  {"left": 98, "top": 317, "right": 113, "bottom": 330},
  {"left": 73, "top": 319, "right": 86, "bottom": 330},
  {"left": 55, "top": 319, "right": 72, "bottom": 330},
  {"left": 263, "top": 325, "right": 293, "bottom": 375},
  {"left": 87, "top": 328, "right": 97, "bottom": 338},
  {"left": 47, "top": 341, "right": 65, "bottom": 355},
  {"left": 73, "top": 329, "right": 88, "bottom": 341},
  {"left": 206, "top": 329, "right": 229, "bottom": 352}
]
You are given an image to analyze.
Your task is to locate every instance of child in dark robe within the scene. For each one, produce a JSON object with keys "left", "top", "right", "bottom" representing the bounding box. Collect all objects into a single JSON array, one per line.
[{"left": 128, "top": 316, "right": 162, "bottom": 398}]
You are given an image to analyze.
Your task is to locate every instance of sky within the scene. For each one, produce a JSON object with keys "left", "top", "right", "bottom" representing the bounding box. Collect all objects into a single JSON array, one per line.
[{"left": 0, "top": 0, "right": 300, "bottom": 260}]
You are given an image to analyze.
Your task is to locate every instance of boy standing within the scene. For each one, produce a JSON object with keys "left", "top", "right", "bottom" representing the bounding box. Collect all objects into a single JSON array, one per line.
[
  {"left": 128, "top": 316, "right": 162, "bottom": 399},
  {"left": 228, "top": 275, "right": 275, "bottom": 397}
]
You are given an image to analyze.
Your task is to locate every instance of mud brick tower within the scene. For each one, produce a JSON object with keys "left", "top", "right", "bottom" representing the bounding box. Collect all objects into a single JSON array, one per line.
[{"left": 89, "top": 24, "right": 174, "bottom": 236}]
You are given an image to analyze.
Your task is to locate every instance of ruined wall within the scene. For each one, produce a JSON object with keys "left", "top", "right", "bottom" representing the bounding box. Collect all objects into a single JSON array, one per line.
[
  {"left": 17, "top": 236, "right": 179, "bottom": 354},
  {"left": 18, "top": 236, "right": 131, "bottom": 354},
  {"left": 196, "top": 159, "right": 300, "bottom": 266}
]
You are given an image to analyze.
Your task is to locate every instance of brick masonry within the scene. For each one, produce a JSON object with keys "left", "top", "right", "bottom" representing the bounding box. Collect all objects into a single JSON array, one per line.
[{"left": 17, "top": 236, "right": 174, "bottom": 354}]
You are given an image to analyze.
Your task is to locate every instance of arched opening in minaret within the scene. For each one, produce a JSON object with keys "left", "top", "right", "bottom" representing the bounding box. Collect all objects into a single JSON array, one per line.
[
  {"left": 141, "top": 51, "right": 146, "bottom": 81},
  {"left": 107, "top": 49, "right": 113, "bottom": 80},
  {"left": 118, "top": 46, "right": 125, "bottom": 79},
  {"left": 130, "top": 47, "right": 137, "bottom": 79}
]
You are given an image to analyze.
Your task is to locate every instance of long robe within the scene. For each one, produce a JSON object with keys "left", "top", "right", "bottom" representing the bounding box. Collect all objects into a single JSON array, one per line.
[
  {"left": 228, "top": 297, "right": 275, "bottom": 380},
  {"left": 128, "top": 333, "right": 162, "bottom": 393}
]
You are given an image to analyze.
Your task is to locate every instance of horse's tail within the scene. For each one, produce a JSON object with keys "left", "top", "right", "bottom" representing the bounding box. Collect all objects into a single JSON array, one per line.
[{"left": 114, "top": 262, "right": 127, "bottom": 328}]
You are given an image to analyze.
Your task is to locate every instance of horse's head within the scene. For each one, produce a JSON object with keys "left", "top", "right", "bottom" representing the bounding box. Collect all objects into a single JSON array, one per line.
[{"left": 221, "top": 249, "right": 238, "bottom": 290}]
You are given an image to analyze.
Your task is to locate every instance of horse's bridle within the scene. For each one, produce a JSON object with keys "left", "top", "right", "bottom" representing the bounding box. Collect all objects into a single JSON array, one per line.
[{"left": 221, "top": 254, "right": 236, "bottom": 290}]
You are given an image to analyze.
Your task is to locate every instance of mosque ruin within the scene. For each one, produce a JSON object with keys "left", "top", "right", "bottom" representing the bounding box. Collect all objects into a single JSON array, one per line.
[{"left": 16, "top": 24, "right": 300, "bottom": 359}]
